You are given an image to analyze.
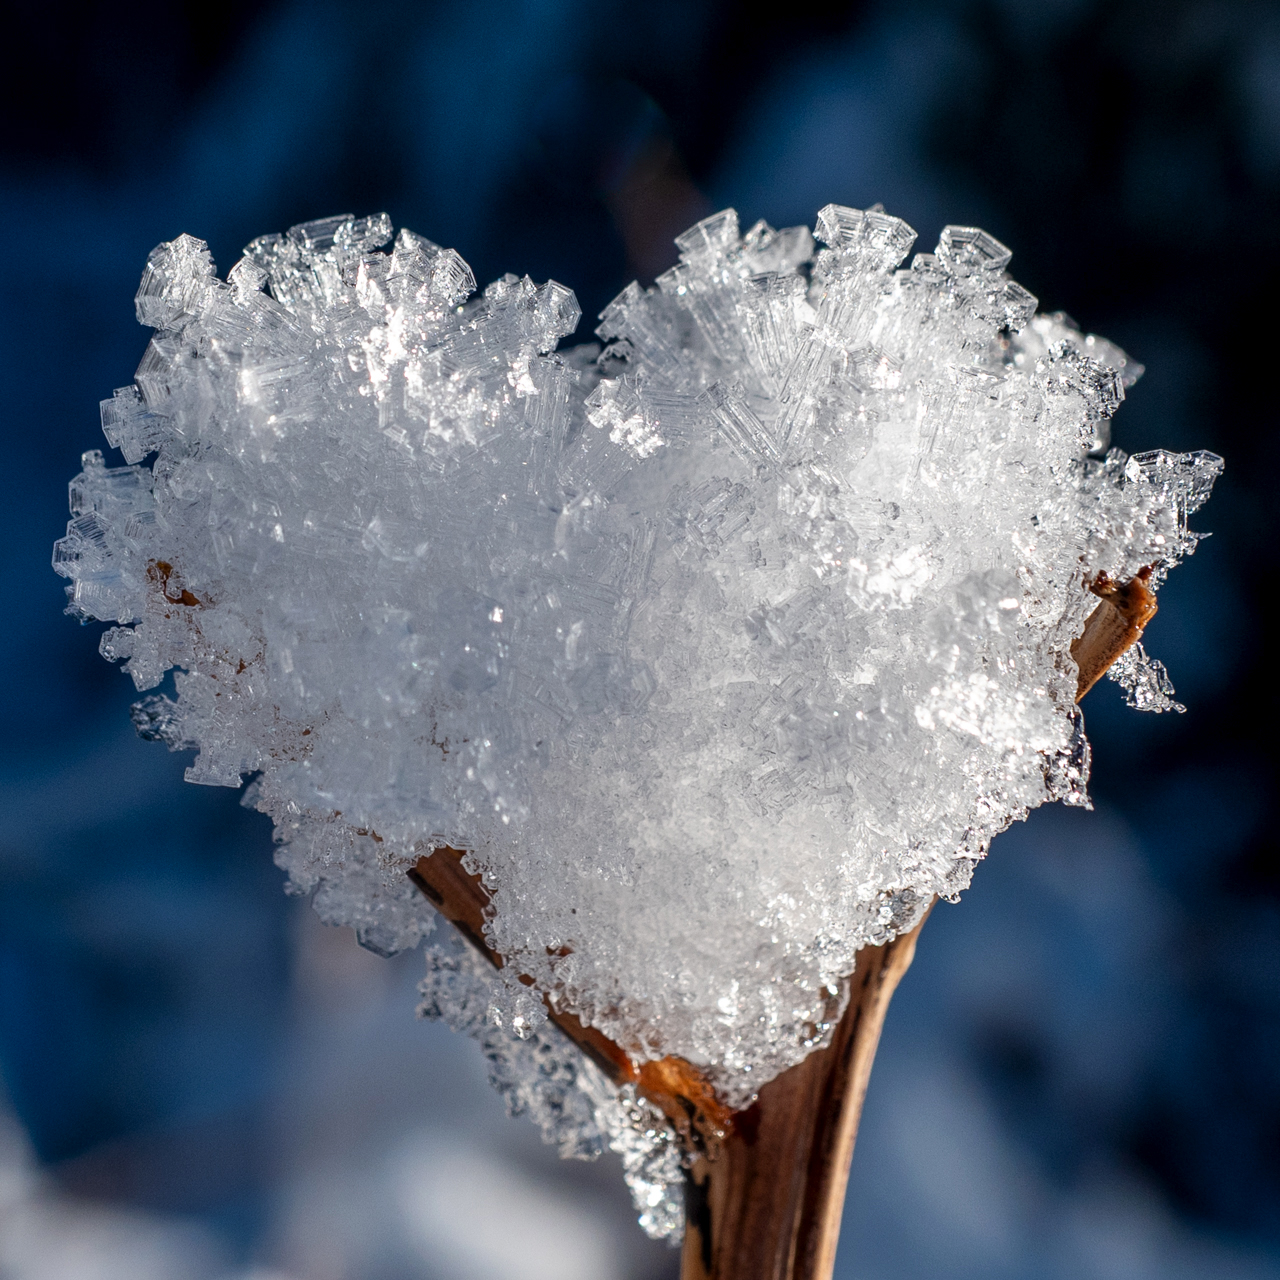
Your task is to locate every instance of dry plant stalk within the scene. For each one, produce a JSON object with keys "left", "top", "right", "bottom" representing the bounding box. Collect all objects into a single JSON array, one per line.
[
  {"left": 406, "top": 568, "right": 1157, "bottom": 1280},
  {"left": 680, "top": 913, "right": 929, "bottom": 1280},
  {"left": 408, "top": 843, "right": 925, "bottom": 1279},
  {"left": 1071, "top": 567, "right": 1157, "bottom": 701}
]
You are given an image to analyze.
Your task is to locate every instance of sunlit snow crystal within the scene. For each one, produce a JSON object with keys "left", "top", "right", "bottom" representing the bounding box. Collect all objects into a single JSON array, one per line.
[{"left": 55, "top": 207, "right": 1220, "bottom": 1238}]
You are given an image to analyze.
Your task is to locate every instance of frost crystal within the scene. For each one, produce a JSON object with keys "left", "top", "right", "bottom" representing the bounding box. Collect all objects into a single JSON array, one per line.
[
  {"left": 54, "top": 207, "right": 1220, "bottom": 1236},
  {"left": 1107, "top": 642, "right": 1185, "bottom": 713}
]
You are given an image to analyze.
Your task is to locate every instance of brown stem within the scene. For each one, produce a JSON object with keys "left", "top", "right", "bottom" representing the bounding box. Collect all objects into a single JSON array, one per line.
[
  {"left": 681, "top": 909, "right": 930, "bottom": 1280},
  {"left": 408, "top": 845, "right": 927, "bottom": 1277},
  {"left": 1071, "top": 566, "right": 1157, "bottom": 701}
]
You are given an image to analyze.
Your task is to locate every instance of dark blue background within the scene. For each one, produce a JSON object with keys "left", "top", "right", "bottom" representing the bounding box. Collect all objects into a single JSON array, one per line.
[{"left": 1, "top": 1, "right": 1275, "bottom": 1275}]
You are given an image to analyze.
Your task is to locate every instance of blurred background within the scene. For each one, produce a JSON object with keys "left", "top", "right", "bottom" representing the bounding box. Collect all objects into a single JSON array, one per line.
[{"left": 1, "top": 0, "right": 1276, "bottom": 1275}]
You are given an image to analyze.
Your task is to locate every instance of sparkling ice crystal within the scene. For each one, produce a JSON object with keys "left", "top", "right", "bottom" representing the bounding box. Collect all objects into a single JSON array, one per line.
[{"left": 54, "top": 207, "right": 1221, "bottom": 1237}]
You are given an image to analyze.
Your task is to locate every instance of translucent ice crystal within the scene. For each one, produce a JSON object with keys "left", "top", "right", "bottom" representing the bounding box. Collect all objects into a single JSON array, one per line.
[{"left": 55, "top": 207, "right": 1220, "bottom": 1236}]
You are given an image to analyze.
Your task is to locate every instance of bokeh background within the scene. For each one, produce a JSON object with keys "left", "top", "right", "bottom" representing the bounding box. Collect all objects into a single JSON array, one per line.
[{"left": 1, "top": 1, "right": 1277, "bottom": 1276}]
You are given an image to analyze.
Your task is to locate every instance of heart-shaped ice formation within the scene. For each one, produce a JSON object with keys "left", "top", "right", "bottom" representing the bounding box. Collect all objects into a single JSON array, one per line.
[{"left": 54, "top": 206, "right": 1221, "bottom": 1236}]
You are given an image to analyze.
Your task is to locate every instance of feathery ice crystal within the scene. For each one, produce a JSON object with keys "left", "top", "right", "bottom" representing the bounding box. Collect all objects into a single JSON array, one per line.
[{"left": 54, "top": 207, "right": 1220, "bottom": 1236}]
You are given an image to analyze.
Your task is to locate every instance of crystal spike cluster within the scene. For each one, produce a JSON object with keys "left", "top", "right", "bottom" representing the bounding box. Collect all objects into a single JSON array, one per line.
[{"left": 54, "top": 208, "right": 1220, "bottom": 1235}]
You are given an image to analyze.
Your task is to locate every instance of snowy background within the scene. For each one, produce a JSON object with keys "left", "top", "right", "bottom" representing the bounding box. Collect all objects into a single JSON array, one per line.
[{"left": 1, "top": 1, "right": 1276, "bottom": 1276}]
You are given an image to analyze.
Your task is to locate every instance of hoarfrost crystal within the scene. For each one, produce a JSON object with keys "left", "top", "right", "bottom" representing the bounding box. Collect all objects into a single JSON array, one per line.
[{"left": 54, "top": 206, "right": 1220, "bottom": 1238}]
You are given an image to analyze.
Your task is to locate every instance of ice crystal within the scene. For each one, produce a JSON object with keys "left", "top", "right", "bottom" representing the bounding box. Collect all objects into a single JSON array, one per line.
[
  {"left": 1107, "top": 642, "right": 1186, "bottom": 713},
  {"left": 54, "top": 207, "right": 1220, "bottom": 1237}
]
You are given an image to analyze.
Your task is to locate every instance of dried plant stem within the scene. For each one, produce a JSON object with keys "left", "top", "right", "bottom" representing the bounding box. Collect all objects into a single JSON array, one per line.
[
  {"left": 1071, "top": 566, "right": 1157, "bottom": 701},
  {"left": 681, "top": 909, "right": 930, "bottom": 1280},
  {"left": 408, "top": 846, "right": 928, "bottom": 1279}
]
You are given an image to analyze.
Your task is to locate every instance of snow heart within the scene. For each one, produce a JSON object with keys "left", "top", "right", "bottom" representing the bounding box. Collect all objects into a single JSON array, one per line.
[{"left": 54, "top": 207, "right": 1220, "bottom": 1237}]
